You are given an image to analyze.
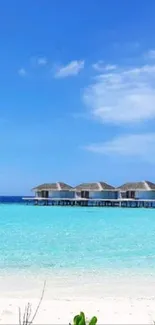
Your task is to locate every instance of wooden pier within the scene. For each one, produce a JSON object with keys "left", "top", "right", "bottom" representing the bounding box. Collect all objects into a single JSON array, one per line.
[{"left": 22, "top": 197, "right": 155, "bottom": 208}]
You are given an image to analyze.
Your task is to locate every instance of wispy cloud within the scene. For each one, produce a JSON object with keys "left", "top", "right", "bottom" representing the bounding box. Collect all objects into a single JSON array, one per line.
[
  {"left": 37, "top": 57, "right": 47, "bottom": 66},
  {"left": 92, "top": 61, "right": 117, "bottom": 72},
  {"left": 30, "top": 56, "right": 47, "bottom": 67},
  {"left": 92, "top": 60, "right": 104, "bottom": 72},
  {"left": 18, "top": 68, "right": 26, "bottom": 77},
  {"left": 85, "top": 133, "right": 155, "bottom": 161},
  {"left": 84, "top": 63, "right": 155, "bottom": 124},
  {"left": 55, "top": 60, "right": 84, "bottom": 78},
  {"left": 146, "top": 49, "right": 155, "bottom": 59},
  {"left": 104, "top": 64, "right": 117, "bottom": 71}
]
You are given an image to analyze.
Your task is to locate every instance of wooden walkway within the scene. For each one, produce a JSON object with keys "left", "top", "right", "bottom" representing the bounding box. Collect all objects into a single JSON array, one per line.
[{"left": 22, "top": 197, "right": 155, "bottom": 208}]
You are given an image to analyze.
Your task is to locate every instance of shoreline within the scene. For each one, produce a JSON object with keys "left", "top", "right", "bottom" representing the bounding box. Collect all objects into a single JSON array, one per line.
[
  {"left": 0, "top": 205, "right": 155, "bottom": 323},
  {"left": 1, "top": 269, "right": 155, "bottom": 298}
]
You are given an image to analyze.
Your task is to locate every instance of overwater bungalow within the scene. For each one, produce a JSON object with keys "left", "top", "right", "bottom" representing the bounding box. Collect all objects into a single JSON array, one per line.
[
  {"left": 32, "top": 182, "right": 74, "bottom": 199},
  {"left": 73, "top": 182, "right": 117, "bottom": 199},
  {"left": 24, "top": 180, "right": 155, "bottom": 208},
  {"left": 117, "top": 181, "right": 155, "bottom": 199}
]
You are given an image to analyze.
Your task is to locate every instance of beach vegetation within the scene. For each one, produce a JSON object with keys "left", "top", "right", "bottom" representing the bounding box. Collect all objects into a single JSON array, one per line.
[
  {"left": 19, "top": 281, "right": 46, "bottom": 325},
  {"left": 73, "top": 311, "right": 97, "bottom": 325},
  {"left": 18, "top": 282, "right": 97, "bottom": 325}
]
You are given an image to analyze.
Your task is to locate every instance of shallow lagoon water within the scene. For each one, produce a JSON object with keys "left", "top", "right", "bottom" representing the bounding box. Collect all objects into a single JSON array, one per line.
[{"left": 0, "top": 205, "right": 155, "bottom": 273}]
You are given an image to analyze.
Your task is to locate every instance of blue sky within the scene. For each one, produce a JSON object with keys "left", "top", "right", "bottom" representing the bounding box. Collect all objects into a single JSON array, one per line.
[{"left": 1, "top": 0, "right": 155, "bottom": 195}]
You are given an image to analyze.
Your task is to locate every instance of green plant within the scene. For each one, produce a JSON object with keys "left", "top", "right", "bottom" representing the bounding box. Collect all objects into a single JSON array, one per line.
[{"left": 73, "top": 312, "right": 97, "bottom": 325}]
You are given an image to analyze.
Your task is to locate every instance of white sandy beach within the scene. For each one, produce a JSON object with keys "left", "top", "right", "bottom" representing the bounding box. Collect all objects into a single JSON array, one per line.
[
  {"left": 1, "top": 297, "right": 155, "bottom": 325},
  {"left": 0, "top": 271, "right": 155, "bottom": 324}
]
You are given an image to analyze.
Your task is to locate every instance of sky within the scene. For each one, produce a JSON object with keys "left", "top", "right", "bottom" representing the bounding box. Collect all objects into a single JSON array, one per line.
[{"left": 1, "top": 0, "right": 155, "bottom": 195}]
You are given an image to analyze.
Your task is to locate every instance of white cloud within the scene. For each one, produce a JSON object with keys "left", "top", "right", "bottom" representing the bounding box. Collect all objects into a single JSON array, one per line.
[
  {"left": 37, "top": 57, "right": 47, "bottom": 66},
  {"left": 85, "top": 133, "right": 155, "bottom": 161},
  {"left": 84, "top": 64, "right": 155, "bottom": 124},
  {"left": 18, "top": 68, "right": 26, "bottom": 77},
  {"left": 55, "top": 60, "right": 84, "bottom": 78},
  {"left": 92, "top": 61, "right": 117, "bottom": 72}
]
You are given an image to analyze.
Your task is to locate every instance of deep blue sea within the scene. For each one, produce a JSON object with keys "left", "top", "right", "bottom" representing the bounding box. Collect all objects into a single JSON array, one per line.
[
  {"left": 0, "top": 197, "right": 155, "bottom": 275},
  {"left": 0, "top": 196, "right": 27, "bottom": 204}
]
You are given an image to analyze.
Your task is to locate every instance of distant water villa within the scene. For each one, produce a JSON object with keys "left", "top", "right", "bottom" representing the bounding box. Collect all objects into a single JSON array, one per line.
[{"left": 23, "top": 181, "right": 155, "bottom": 208}]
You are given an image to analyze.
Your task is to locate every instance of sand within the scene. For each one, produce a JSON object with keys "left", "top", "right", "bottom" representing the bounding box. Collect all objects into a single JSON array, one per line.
[
  {"left": 0, "top": 271, "right": 155, "bottom": 324},
  {"left": 1, "top": 297, "right": 155, "bottom": 324}
]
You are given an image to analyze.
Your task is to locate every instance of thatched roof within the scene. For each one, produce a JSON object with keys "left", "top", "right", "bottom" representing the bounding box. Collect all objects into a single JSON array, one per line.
[
  {"left": 74, "top": 182, "right": 115, "bottom": 191},
  {"left": 32, "top": 182, "right": 73, "bottom": 191},
  {"left": 117, "top": 180, "right": 155, "bottom": 191}
]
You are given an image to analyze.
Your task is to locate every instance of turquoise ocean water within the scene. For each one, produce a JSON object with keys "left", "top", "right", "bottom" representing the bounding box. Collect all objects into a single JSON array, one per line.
[{"left": 0, "top": 204, "right": 155, "bottom": 275}]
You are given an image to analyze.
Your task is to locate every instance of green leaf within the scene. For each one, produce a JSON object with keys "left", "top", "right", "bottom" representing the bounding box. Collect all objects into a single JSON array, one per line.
[
  {"left": 72, "top": 312, "right": 97, "bottom": 325},
  {"left": 79, "top": 312, "right": 86, "bottom": 325},
  {"left": 74, "top": 314, "right": 82, "bottom": 325},
  {"left": 89, "top": 316, "right": 98, "bottom": 325}
]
